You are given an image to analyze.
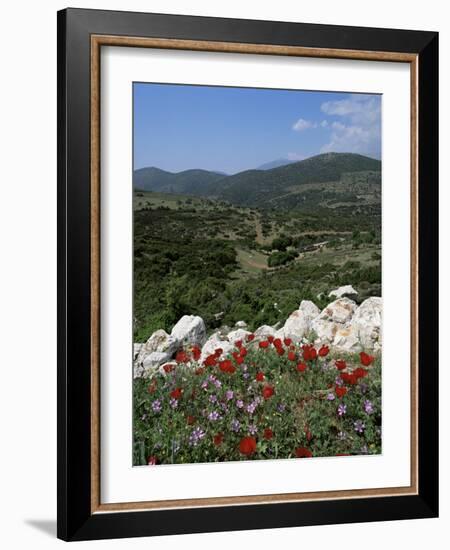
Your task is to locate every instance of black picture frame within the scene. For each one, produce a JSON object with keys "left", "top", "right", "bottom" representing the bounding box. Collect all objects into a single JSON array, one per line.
[{"left": 57, "top": 7, "right": 438, "bottom": 541}]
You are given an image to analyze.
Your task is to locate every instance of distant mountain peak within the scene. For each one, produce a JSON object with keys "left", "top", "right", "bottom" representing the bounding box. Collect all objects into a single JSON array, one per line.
[{"left": 257, "top": 158, "right": 295, "bottom": 171}]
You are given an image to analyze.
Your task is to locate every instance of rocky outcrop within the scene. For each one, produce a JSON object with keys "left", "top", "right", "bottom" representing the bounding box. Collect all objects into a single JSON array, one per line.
[
  {"left": 133, "top": 295, "right": 382, "bottom": 378},
  {"left": 351, "top": 297, "right": 382, "bottom": 351},
  {"left": 171, "top": 315, "right": 206, "bottom": 347},
  {"left": 281, "top": 300, "right": 320, "bottom": 342},
  {"left": 200, "top": 332, "right": 235, "bottom": 363}
]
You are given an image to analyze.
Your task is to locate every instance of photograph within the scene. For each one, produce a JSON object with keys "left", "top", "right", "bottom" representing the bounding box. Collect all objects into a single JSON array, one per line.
[{"left": 132, "top": 83, "right": 383, "bottom": 466}]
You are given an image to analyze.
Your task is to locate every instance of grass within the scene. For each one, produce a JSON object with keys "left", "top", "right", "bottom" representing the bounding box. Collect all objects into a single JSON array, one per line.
[{"left": 133, "top": 341, "right": 381, "bottom": 465}]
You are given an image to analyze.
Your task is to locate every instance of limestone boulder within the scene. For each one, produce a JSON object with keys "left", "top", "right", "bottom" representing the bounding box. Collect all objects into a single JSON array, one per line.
[{"left": 171, "top": 315, "right": 207, "bottom": 347}]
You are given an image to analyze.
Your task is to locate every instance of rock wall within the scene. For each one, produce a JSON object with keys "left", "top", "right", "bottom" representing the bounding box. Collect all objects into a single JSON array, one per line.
[{"left": 134, "top": 292, "right": 382, "bottom": 378}]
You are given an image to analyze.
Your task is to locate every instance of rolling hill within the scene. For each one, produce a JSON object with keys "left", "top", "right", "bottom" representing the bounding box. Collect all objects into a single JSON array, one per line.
[
  {"left": 133, "top": 153, "right": 381, "bottom": 209},
  {"left": 133, "top": 167, "right": 224, "bottom": 196}
]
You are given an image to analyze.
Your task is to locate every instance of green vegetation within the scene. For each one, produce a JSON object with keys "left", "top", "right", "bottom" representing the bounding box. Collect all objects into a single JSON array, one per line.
[{"left": 133, "top": 344, "right": 381, "bottom": 465}]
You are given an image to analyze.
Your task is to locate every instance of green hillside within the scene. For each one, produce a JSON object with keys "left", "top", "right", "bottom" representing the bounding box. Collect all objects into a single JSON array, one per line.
[
  {"left": 133, "top": 167, "right": 224, "bottom": 195},
  {"left": 133, "top": 153, "right": 381, "bottom": 209},
  {"left": 217, "top": 153, "right": 381, "bottom": 207}
]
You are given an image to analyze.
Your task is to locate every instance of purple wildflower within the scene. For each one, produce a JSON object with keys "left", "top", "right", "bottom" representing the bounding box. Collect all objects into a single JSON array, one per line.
[
  {"left": 337, "top": 431, "right": 347, "bottom": 440},
  {"left": 335, "top": 376, "right": 344, "bottom": 386},
  {"left": 236, "top": 399, "right": 244, "bottom": 409},
  {"left": 277, "top": 403, "right": 286, "bottom": 413},
  {"left": 354, "top": 420, "right": 365, "bottom": 433},
  {"left": 364, "top": 400, "right": 374, "bottom": 415},
  {"left": 151, "top": 399, "right": 162, "bottom": 413},
  {"left": 169, "top": 398, "right": 178, "bottom": 409},
  {"left": 231, "top": 419, "right": 241, "bottom": 432},
  {"left": 248, "top": 424, "right": 258, "bottom": 435},
  {"left": 188, "top": 426, "right": 206, "bottom": 447},
  {"left": 209, "top": 394, "right": 218, "bottom": 403},
  {"left": 208, "top": 411, "right": 221, "bottom": 422},
  {"left": 337, "top": 403, "right": 347, "bottom": 416},
  {"left": 246, "top": 402, "right": 257, "bottom": 415},
  {"left": 327, "top": 393, "right": 335, "bottom": 401},
  {"left": 225, "top": 390, "right": 234, "bottom": 401}
]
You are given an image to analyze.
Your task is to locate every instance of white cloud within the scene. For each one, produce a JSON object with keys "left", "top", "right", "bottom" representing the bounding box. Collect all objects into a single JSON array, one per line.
[
  {"left": 320, "top": 120, "right": 328, "bottom": 128},
  {"left": 292, "top": 118, "right": 317, "bottom": 131},
  {"left": 320, "top": 94, "right": 381, "bottom": 158}
]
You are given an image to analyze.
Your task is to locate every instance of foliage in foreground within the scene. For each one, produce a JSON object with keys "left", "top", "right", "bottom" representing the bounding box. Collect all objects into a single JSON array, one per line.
[{"left": 133, "top": 338, "right": 381, "bottom": 465}]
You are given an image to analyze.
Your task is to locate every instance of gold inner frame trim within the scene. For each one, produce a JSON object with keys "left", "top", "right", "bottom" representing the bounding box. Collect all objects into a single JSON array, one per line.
[{"left": 90, "top": 35, "right": 419, "bottom": 514}]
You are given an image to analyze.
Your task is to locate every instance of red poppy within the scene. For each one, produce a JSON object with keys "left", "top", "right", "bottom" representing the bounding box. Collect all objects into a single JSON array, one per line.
[
  {"left": 186, "top": 415, "right": 195, "bottom": 425},
  {"left": 273, "top": 338, "right": 283, "bottom": 348},
  {"left": 235, "top": 340, "right": 243, "bottom": 349},
  {"left": 318, "top": 345, "right": 330, "bottom": 357},
  {"left": 302, "top": 345, "right": 317, "bottom": 361},
  {"left": 276, "top": 347, "right": 285, "bottom": 356},
  {"left": 163, "top": 363, "right": 175, "bottom": 373},
  {"left": 353, "top": 367, "right": 369, "bottom": 379},
  {"left": 219, "top": 360, "right": 235, "bottom": 374},
  {"left": 236, "top": 355, "right": 244, "bottom": 365},
  {"left": 191, "top": 346, "right": 201, "bottom": 361},
  {"left": 214, "top": 348, "right": 223, "bottom": 357},
  {"left": 147, "top": 456, "right": 158, "bottom": 465},
  {"left": 203, "top": 354, "right": 217, "bottom": 367},
  {"left": 295, "top": 447, "right": 313, "bottom": 458},
  {"left": 259, "top": 340, "right": 269, "bottom": 349},
  {"left": 147, "top": 380, "right": 157, "bottom": 393},
  {"left": 263, "top": 428, "right": 274, "bottom": 440},
  {"left": 175, "top": 350, "right": 189, "bottom": 363},
  {"left": 335, "top": 386, "right": 348, "bottom": 399},
  {"left": 284, "top": 338, "right": 292, "bottom": 347},
  {"left": 239, "top": 436, "right": 257, "bottom": 456},
  {"left": 170, "top": 387, "right": 183, "bottom": 400},
  {"left": 262, "top": 385, "right": 275, "bottom": 399},
  {"left": 335, "top": 359, "right": 347, "bottom": 371},
  {"left": 297, "top": 362, "right": 308, "bottom": 372},
  {"left": 239, "top": 347, "right": 247, "bottom": 357},
  {"left": 288, "top": 351, "right": 297, "bottom": 361},
  {"left": 341, "top": 372, "right": 358, "bottom": 385},
  {"left": 213, "top": 432, "right": 224, "bottom": 446},
  {"left": 267, "top": 335, "right": 274, "bottom": 344},
  {"left": 246, "top": 333, "right": 255, "bottom": 342},
  {"left": 195, "top": 367, "right": 204, "bottom": 375},
  {"left": 360, "top": 352, "right": 375, "bottom": 366},
  {"left": 255, "top": 371, "right": 265, "bottom": 382}
]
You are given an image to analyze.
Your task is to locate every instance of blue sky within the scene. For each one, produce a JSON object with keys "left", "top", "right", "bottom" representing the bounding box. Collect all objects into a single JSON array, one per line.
[{"left": 133, "top": 83, "right": 381, "bottom": 174}]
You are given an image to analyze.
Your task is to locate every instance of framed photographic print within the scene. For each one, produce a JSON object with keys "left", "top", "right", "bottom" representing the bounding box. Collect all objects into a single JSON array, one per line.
[{"left": 57, "top": 8, "right": 439, "bottom": 541}]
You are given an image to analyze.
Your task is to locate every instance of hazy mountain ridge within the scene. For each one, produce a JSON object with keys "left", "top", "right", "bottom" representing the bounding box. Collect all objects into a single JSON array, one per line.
[{"left": 133, "top": 153, "right": 381, "bottom": 207}]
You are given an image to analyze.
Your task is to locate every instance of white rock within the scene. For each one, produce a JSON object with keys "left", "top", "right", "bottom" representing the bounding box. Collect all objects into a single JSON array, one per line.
[
  {"left": 311, "top": 319, "right": 340, "bottom": 344},
  {"left": 171, "top": 315, "right": 207, "bottom": 347},
  {"left": 227, "top": 328, "right": 252, "bottom": 344},
  {"left": 136, "top": 329, "right": 179, "bottom": 365},
  {"left": 315, "top": 297, "right": 357, "bottom": 324},
  {"left": 200, "top": 332, "right": 234, "bottom": 363},
  {"left": 299, "top": 300, "right": 321, "bottom": 321},
  {"left": 140, "top": 351, "right": 173, "bottom": 377},
  {"left": 332, "top": 325, "right": 362, "bottom": 352},
  {"left": 133, "top": 343, "right": 143, "bottom": 360},
  {"left": 351, "top": 297, "right": 382, "bottom": 350},
  {"left": 282, "top": 300, "right": 320, "bottom": 342},
  {"left": 254, "top": 325, "right": 276, "bottom": 340},
  {"left": 235, "top": 321, "right": 248, "bottom": 328},
  {"left": 328, "top": 285, "right": 358, "bottom": 299}
]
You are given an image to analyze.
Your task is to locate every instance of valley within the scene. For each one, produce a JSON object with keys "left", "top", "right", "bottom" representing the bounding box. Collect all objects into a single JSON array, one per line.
[{"left": 133, "top": 153, "right": 381, "bottom": 342}]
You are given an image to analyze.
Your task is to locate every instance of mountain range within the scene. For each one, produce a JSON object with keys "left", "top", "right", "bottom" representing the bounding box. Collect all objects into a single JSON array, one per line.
[{"left": 133, "top": 153, "right": 381, "bottom": 208}]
